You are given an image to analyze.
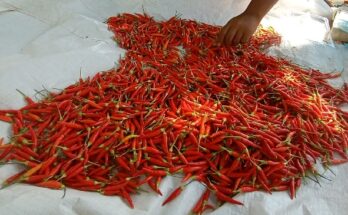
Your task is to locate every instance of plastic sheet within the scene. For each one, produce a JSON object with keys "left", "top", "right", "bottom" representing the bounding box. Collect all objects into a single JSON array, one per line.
[{"left": 0, "top": 1, "right": 348, "bottom": 214}]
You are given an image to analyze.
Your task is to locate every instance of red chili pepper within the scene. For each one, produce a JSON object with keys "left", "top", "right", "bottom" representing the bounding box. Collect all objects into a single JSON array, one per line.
[
  {"left": 2, "top": 170, "right": 26, "bottom": 187},
  {"left": 59, "top": 121, "right": 84, "bottom": 130},
  {"left": 121, "top": 188, "right": 134, "bottom": 208},
  {"left": 0, "top": 114, "right": 12, "bottom": 123},
  {"left": 216, "top": 191, "right": 243, "bottom": 205},
  {"left": 161, "top": 129, "right": 169, "bottom": 154},
  {"left": 192, "top": 189, "right": 210, "bottom": 213},
  {"left": 143, "top": 167, "right": 167, "bottom": 177},
  {"left": 0, "top": 144, "right": 14, "bottom": 160},
  {"left": 162, "top": 186, "right": 183, "bottom": 206},
  {"left": 289, "top": 178, "right": 296, "bottom": 199},
  {"left": 36, "top": 180, "right": 65, "bottom": 190},
  {"left": 104, "top": 181, "right": 129, "bottom": 192},
  {"left": 146, "top": 157, "right": 171, "bottom": 168},
  {"left": 148, "top": 177, "right": 163, "bottom": 196},
  {"left": 24, "top": 174, "right": 48, "bottom": 183}
]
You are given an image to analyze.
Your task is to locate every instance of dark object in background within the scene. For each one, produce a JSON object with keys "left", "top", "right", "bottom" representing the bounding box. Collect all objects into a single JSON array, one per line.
[
  {"left": 325, "top": 0, "right": 347, "bottom": 7},
  {"left": 331, "top": 8, "right": 348, "bottom": 42}
]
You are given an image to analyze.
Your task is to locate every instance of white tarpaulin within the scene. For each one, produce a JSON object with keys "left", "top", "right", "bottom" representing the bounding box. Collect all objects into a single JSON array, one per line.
[{"left": 0, "top": 0, "right": 347, "bottom": 214}]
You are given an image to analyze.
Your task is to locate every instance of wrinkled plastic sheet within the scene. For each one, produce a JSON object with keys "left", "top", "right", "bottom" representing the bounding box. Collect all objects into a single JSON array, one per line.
[{"left": 0, "top": 1, "right": 348, "bottom": 214}]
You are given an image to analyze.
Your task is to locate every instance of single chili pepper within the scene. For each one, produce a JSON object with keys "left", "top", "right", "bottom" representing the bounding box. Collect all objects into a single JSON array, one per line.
[
  {"left": 192, "top": 189, "right": 210, "bottom": 214},
  {"left": 104, "top": 181, "right": 129, "bottom": 192},
  {"left": 47, "top": 163, "right": 63, "bottom": 178},
  {"left": 329, "top": 159, "right": 348, "bottom": 165},
  {"left": 0, "top": 115, "right": 12, "bottom": 123},
  {"left": 168, "top": 165, "right": 184, "bottom": 174},
  {"left": 24, "top": 174, "right": 48, "bottom": 183},
  {"left": 23, "top": 163, "right": 43, "bottom": 178},
  {"left": 0, "top": 144, "right": 14, "bottom": 160},
  {"left": 289, "top": 178, "right": 296, "bottom": 199},
  {"left": 58, "top": 121, "right": 84, "bottom": 130},
  {"left": 121, "top": 188, "right": 134, "bottom": 208},
  {"left": 162, "top": 185, "right": 184, "bottom": 206},
  {"left": 2, "top": 170, "right": 26, "bottom": 187},
  {"left": 216, "top": 191, "right": 243, "bottom": 205},
  {"left": 146, "top": 157, "right": 171, "bottom": 168},
  {"left": 183, "top": 166, "right": 206, "bottom": 174},
  {"left": 65, "top": 165, "right": 84, "bottom": 180},
  {"left": 40, "top": 155, "right": 57, "bottom": 173},
  {"left": 36, "top": 180, "right": 65, "bottom": 190},
  {"left": 143, "top": 146, "right": 162, "bottom": 155},
  {"left": 143, "top": 167, "right": 167, "bottom": 177},
  {"left": 272, "top": 185, "right": 289, "bottom": 191},
  {"left": 239, "top": 186, "right": 257, "bottom": 193},
  {"left": 148, "top": 178, "right": 162, "bottom": 196}
]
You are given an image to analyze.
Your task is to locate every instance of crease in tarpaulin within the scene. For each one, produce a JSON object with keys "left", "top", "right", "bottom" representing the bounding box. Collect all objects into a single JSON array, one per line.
[
  {"left": 0, "top": 8, "right": 14, "bottom": 14},
  {"left": 302, "top": 204, "right": 314, "bottom": 215},
  {"left": 299, "top": 12, "right": 335, "bottom": 47},
  {"left": 78, "top": 0, "right": 111, "bottom": 22},
  {"left": 20, "top": 14, "right": 116, "bottom": 57},
  {"left": 0, "top": 1, "right": 51, "bottom": 25},
  {"left": 69, "top": 196, "right": 147, "bottom": 215},
  {"left": 0, "top": 1, "right": 113, "bottom": 50},
  {"left": 77, "top": 0, "right": 147, "bottom": 22},
  {"left": 261, "top": 12, "right": 345, "bottom": 75},
  {"left": 0, "top": 1, "right": 15, "bottom": 13},
  {"left": 262, "top": 12, "right": 335, "bottom": 46},
  {"left": 79, "top": 0, "right": 149, "bottom": 22}
]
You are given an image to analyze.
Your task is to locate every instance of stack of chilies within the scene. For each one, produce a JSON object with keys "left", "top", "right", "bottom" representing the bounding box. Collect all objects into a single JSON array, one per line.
[{"left": 1, "top": 13, "right": 348, "bottom": 214}]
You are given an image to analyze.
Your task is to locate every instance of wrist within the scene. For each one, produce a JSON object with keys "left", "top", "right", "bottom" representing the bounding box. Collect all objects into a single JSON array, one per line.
[
  {"left": 241, "top": 0, "right": 278, "bottom": 22},
  {"left": 242, "top": 10, "right": 264, "bottom": 22},
  {"left": 241, "top": 10, "right": 263, "bottom": 23}
]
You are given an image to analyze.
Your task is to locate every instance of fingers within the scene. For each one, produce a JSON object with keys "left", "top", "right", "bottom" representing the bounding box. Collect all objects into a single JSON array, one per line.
[
  {"left": 217, "top": 15, "right": 257, "bottom": 46},
  {"left": 222, "top": 29, "right": 252, "bottom": 46},
  {"left": 240, "top": 34, "right": 249, "bottom": 44},
  {"left": 224, "top": 25, "right": 237, "bottom": 46},
  {"left": 216, "top": 23, "right": 230, "bottom": 45},
  {"left": 232, "top": 31, "right": 244, "bottom": 45},
  {"left": 217, "top": 18, "right": 243, "bottom": 46}
]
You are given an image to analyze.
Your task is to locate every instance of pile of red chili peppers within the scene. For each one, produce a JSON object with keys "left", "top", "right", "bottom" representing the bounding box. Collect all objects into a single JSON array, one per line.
[{"left": 1, "top": 13, "right": 348, "bottom": 214}]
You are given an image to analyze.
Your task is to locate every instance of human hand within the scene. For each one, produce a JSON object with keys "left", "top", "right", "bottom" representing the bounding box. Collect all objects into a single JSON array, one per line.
[{"left": 216, "top": 13, "right": 261, "bottom": 46}]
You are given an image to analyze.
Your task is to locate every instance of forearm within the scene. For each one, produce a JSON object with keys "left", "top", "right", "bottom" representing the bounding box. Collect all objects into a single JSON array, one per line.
[{"left": 243, "top": 0, "right": 278, "bottom": 20}]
